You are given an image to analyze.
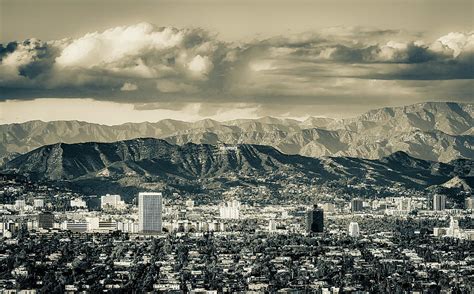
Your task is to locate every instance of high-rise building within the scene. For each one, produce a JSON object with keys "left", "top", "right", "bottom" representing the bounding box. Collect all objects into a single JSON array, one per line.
[
  {"left": 268, "top": 219, "right": 277, "bottom": 232},
  {"left": 465, "top": 196, "right": 474, "bottom": 210},
  {"left": 219, "top": 200, "right": 240, "bottom": 219},
  {"left": 306, "top": 205, "right": 324, "bottom": 233},
  {"left": 433, "top": 194, "right": 446, "bottom": 211},
  {"left": 348, "top": 222, "right": 360, "bottom": 237},
  {"left": 38, "top": 212, "right": 54, "bottom": 229},
  {"left": 101, "top": 194, "right": 125, "bottom": 210},
  {"left": 138, "top": 192, "right": 163, "bottom": 233},
  {"left": 446, "top": 217, "right": 460, "bottom": 237},
  {"left": 397, "top": 198, "right": 412, "bottom": 211},
  {"left": 351, "top": 199, "right": 363, "bottom": 212}
]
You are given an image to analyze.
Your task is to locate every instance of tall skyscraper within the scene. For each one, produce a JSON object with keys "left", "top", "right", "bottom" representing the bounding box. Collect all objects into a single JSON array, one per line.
[
  {"left": 306, "top": 205, "right": 324, "bottom": 233},
  {"left": 138, "top": 192, "right": 163, "bottom": 233},
  {"left": 465, "top": 196, "right": 474, "bottom": 210},
  {"left": 348, "top": 222, "right": 360, "bottom": 237},
  {"left": 446, "top": 217, "right": 460, "bottom": 238},
  {"left": 433, "top": 194, "right": 446, "bottom": 211},
  {"left": 351, "top": 198, "right": 364, "bottom": 212},
  {"left": 268, "top": 219, "right": 277, "bottom": 232},
  {"left": 38, "top": 212, "right": 54, "bottom": 229}
]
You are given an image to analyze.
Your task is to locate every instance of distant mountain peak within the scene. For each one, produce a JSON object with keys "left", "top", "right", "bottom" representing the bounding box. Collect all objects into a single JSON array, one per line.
[{"left": 0, "top": 101, "right": 472, "bottom": 165}]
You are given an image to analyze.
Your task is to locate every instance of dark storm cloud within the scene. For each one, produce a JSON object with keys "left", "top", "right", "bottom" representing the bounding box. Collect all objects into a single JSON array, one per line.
[
  {"left": 0, "top": 42, "right": 19, "bottom": 60},
  {"left": 289, "top": 42, "right": 442, "bottom": 64},
  {"left": 0, "top": 23, "right": 472, "bottom": 106}
]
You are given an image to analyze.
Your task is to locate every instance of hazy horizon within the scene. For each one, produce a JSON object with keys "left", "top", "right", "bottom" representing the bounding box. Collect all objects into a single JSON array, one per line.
[{"left": 1, "top": 100, "right": 471, "bottom": 126}]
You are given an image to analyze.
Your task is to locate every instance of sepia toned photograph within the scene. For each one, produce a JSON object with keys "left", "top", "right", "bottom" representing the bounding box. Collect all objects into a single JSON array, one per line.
[{"left": 0, "top": 0, "right": 473, "bottom": 292}]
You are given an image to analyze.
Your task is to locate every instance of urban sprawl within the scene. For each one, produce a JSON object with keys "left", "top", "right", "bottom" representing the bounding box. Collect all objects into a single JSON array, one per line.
[{"left": 0, "top": 176, "right": 473, "bottom": 293}]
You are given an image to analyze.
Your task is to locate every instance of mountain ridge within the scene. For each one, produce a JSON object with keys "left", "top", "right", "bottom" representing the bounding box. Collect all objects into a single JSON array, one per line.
[
  {"left": 4, "top": 138, "right": 472, "bottom": 192},
  {"left": 1, "top": 101, "right": 472, "bottom": 164}
]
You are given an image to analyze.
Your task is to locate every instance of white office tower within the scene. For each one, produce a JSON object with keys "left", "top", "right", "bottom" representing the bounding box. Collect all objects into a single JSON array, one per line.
[
  {"left": 101, "top": 194, "right": 126, "bottom": 210},
  {"left": 33, "top": 199, "right": 44, "bottom": 209},
  {"left": 433, "top": 194, "right": 446, "bottom": 211},
  {"left": 219, "top": 200, "right": 240, "bottom": 219},
  {"left": 138, "top": 192, "right": 163, "bottom": 233},
  {"left": 446, "top": 217, "right": 460, "bottom": 238},
  {"left": 268, "top": 219, "right": 277, "bottom": 232},
  {"left": 348, "top": 222, "right": 360, "bottom": 237},
  {"left": 397, "top": 198, "right": 412, "bottom": 211}
]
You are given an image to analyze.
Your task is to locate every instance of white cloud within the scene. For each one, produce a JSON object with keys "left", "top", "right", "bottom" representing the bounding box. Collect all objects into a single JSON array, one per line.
[
  {"left": 0, "top": 24, "right": 472, "bottom": 110},
  {"left": 50, "top": 22, "right": 220, "bottom": 85},
  {"left": 250, "top": 60, "right": 275, "bottom": 71},
  {"left": 120, "top": 82, "right": 138, "bottom": 91},
  {"left": 430, "top": 32, "right": 474, "bottom": 57},
  {"left": 187, "top": 55, "right": 213, "bottom": 76},
  {"left": 55, "top": 23, "right": 185, "bottom": 68}
]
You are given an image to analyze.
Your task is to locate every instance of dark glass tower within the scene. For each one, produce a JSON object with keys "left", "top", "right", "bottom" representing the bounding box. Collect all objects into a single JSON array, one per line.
[
  {"left": 38, "top": 212, "right": 54, "bottom": 229},
  {"left": 351, "top": 198, "right": 364, "bottom": 212},
  {"left": 306, "top": 205, "right": 324, "bottom": 233}
]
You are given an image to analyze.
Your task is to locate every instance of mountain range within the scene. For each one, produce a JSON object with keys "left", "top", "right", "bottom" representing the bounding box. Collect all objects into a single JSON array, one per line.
[
  {"left": 4, "top": 138, "right": 473, "bottom": 196},
  {"left": 0, "top": 102, "right": 472, "bottom": 165}
]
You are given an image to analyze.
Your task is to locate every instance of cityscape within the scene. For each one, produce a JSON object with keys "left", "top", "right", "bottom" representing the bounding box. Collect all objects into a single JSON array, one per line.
[
  {"left": 0, "top": 172, "right": 473, "bottom": 292},
  {"left": 1, "top": 0, "right": 473, "bottom": 293}
]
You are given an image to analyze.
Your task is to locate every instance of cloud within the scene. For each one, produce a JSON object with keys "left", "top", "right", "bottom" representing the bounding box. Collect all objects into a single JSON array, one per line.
[
  {"left": 187, "top": 55, "right": 213, "bottom": 77},
  {"left": 0, "top": 23, "right": 472, "bottom": 112},
  {"left": 55, "top": 23, "right": 185, "bottom": 68},
  {"left": 120, "top": 82, "right": 138, "bottom": 91},
  {"left": 1, "top": 23, "right": 223, "bottom": 91}
]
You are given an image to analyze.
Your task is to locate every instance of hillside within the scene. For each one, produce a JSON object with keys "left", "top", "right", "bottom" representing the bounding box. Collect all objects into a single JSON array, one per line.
[{"left": 4, "top": 139, "right": 472, "bottom": 194}]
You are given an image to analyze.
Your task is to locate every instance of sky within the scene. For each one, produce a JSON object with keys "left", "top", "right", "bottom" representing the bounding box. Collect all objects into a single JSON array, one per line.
[{"left": 0, "top": 0, "right": 473, "bottom": 124}]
